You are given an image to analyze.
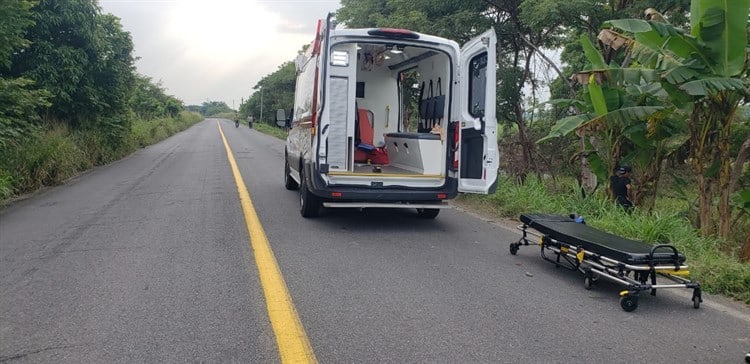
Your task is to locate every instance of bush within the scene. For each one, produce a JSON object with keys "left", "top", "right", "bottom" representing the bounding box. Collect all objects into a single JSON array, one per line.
[
  {"left": 0, "top": 124, "right": 83, "bottom": 192},
  {"left": 73, "top": 129, "right": 130, "bottom": 166},
  {"left": 129, "top": 118, "right": 151, "bottom": 148},
  {"left": 0, "top": 168, "right": 13, "bottom": 199}
]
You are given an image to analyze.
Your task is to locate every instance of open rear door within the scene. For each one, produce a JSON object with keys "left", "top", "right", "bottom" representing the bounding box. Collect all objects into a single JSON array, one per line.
[{"left": 457, "top": 28, "right": 498, "bottom": 194}]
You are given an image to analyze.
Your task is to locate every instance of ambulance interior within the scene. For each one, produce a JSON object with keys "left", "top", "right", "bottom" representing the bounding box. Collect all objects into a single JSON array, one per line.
[{"left": 327, "top": 42, "right": 451, "bottom": 177}]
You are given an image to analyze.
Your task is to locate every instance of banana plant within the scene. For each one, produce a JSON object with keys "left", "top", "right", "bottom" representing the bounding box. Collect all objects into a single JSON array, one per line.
[
  {"left": 597, "top": 0, "right": 749, "bottom": 238},
  {"left": 539, "top": 35, "right": 687, "bottom": 211}
]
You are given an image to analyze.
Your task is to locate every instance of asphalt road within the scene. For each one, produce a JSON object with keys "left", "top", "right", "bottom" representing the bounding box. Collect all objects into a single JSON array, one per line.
[{"left": 1, "top": 119, "right": 748, "bottom": 363}]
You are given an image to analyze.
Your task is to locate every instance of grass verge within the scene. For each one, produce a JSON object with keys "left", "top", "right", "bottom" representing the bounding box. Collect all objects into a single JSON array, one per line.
[
  {"left": 252, "top": 122, "right": 288, "bottom": 139},
  {"left": 0, "top": 111, "right": 203, "bottom": 204}
]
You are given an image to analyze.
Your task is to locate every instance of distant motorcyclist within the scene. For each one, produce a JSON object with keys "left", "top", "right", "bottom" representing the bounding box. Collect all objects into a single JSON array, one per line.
[
  {"left": 234, "top": 115, "right": 240, "bottom": 128},
  {"left": 248, "top": 115, "right": 254, "bottom": 128}
]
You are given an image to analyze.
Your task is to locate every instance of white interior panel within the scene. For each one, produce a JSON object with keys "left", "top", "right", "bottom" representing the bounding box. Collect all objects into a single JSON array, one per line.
[{"left": 327, "top": 77, "right": 349, "bottom": 170}]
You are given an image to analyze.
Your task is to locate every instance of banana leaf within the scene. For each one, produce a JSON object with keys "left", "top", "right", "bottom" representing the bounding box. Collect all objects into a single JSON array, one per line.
[
  {"left": 691, "top": 0, "right": 750, "bottom": 76},
  {"left": 680, "top": 77, "right": 748, "bottom": 96},
  {"left": 536, "top": 114, "right": 593, "bottom": 143}
]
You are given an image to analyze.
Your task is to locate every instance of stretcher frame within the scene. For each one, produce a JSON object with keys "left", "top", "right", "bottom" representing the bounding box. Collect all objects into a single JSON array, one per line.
[{"left": 509, "top": 217, "right": 702, "bottom": 312}]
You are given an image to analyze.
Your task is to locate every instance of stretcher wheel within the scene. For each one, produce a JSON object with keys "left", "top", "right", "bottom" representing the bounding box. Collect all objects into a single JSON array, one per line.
[
  {"left": 692, "top": 295, "right": 701, "bottom": 309},
  {"left": 584, "top": 275, "right": 593, "bottom": 290},
  {"left": 510, "top": 243, "right": 519, "bottom": 255},
  {"left": 620, "top": 295, "right": 638, "bottom": 312}
]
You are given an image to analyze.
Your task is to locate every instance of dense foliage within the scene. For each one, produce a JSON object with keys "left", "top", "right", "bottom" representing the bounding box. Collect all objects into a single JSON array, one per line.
[
  {"left": 539, "top": 1, "right": 750, "bottom": 245},
  {"left": 0, "top": 0, "right": 200, "bottom": 200},
  {"left": 0, "top": 0, "right": 50, "bottom": 149},
  {"left": 130, "top": 75, "right": 183, "bottom": 120},
  {"left": 8, "top": 0, "right": 136, "bottom": 134},
  {"left": 188, "top": 101, "right": 234, "bottom": 117},
  {"left": 239, "top": 61, "right": 296, "bottom": 124}
]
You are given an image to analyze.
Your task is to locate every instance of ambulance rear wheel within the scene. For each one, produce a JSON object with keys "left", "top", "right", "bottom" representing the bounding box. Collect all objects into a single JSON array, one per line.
[
  {"left": 416, "top": 208, "right": 440, "bottom": 219},
  {"left": 299, "top": 171, "right": 320, "bottom": 218},
  {"left": 620, "top": 295, "right": 638, "bottom": 312},
  {"left": 284, "top": 157, "right": 298, "bottom": 190}
]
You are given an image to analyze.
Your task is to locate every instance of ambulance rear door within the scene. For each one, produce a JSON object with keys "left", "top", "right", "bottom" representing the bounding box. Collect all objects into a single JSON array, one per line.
[{"left": 457, "top": 28, "right": 498, "bottom": 194}]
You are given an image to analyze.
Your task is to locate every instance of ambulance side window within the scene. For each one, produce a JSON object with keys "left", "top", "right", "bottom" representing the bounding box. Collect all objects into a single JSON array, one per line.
[{"left": 468, "top": 53, "right": 487, "bottom": 118}]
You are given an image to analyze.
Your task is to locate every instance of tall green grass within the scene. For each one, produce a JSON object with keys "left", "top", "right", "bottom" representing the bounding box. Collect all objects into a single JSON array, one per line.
[
  {"left": 252, "top": 122, "right": 288, "bottom": 139},
  {"left": 0, "top": 111, "right": 202, "bottom": 202},
  {"left": 130, "top": 112, "right": 199, "bottom": 148},
  {"left": 0, "top": 124, "right": 84, "bottom": 193}
]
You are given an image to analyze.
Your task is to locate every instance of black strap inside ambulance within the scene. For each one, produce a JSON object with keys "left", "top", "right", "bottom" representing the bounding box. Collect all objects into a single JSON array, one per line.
[{"left": 432, "top": 77, "right": 445, "bottom": 127}]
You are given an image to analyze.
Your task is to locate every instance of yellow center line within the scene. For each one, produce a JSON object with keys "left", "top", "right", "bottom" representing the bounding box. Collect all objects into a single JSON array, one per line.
[{"left": 217, "top": 121, "right": 317, "bottom": 364}]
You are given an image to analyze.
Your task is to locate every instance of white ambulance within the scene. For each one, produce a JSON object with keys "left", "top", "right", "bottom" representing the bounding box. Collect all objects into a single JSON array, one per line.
[{"left": 281, "top": 14, "right": 498, "bottom": 218}]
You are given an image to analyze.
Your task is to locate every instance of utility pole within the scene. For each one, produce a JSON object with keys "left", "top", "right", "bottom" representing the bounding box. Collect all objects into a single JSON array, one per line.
[{"left": 260, "top": 87, "right": 264, "bottom": 122}]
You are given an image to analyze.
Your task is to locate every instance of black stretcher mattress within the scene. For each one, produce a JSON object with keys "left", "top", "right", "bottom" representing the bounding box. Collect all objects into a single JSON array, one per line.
[{"left": 520, "top": 214, "right": 686, "bottom": 265}]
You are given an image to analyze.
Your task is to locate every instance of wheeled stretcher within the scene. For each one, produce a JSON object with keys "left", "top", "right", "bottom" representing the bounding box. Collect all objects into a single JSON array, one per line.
[{"left": 509, "top": 214, "right": 702, "bottom": 312}]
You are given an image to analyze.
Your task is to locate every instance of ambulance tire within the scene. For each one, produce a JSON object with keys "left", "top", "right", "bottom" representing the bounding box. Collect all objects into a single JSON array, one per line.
[
  {"left": 299, "top": 170, "right": 321, "bottom": 218},
  {"left": 284, "top": 156, "right": 298, "bottom": 190},
  {"left": 416, "top": 208, "right": 440, "bottom": 219}
]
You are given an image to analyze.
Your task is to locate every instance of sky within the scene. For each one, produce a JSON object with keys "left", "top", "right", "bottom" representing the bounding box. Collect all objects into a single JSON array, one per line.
[{"left": 99, "top": 0, "right": 341, "bottom": 109}]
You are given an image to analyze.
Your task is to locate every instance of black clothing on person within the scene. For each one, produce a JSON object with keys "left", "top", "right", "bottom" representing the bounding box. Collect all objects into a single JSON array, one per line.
[{"left": 611, "top": 175, "right": 632, "bottom": 209}]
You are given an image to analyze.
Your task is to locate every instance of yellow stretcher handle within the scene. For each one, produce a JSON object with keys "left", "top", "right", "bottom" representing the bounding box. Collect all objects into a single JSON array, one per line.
[{"left": 655, "top": 269, "right": 691, "bottom": 276}]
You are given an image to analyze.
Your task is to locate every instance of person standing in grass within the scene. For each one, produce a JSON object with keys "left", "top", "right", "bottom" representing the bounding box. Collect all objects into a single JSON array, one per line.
[{"left": 610, "top": 166, "right": 634, "bottom": 210}]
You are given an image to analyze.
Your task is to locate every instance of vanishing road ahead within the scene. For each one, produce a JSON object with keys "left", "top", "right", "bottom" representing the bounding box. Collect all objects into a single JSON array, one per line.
[{"left": 2, "top": 119, "right": 748, "bottom": 363}]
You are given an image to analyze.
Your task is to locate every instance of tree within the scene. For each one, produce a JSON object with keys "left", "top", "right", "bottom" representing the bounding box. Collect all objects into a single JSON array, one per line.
[
  {"left": 604, "top": 3, "right": 749, "bottom": 239},
  {"left": 543, "top": 1, "right": 749, "bottom": 239},
  {"left": 8, "top": 0, "right": 136, "bottom": 139},
  {"left": 240, "top": 61, "right": 296, "bottom": 123},
  {"left": 0, "top": 0, "right": 36, "bottom": 69},
  {"left": 0, "top": 0, "right": 50, "bottom": 149},
  {"left": 200, "top": 101, "right": 232, "bottom": 117},
  {"left": 338, "top": 0, "right": 490, "bottom": 43},
  {"left": 522, "top": 0, "right": 690, "bottom": 188},
  {"left": 0, "top": 78, "right": 51, "bottom": 149},
  {"left": 539, "top": 35, "right": 690, "bottom": 211},
  {"left": 130, "top": 75, "right": 183, "bottom": 120}
]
